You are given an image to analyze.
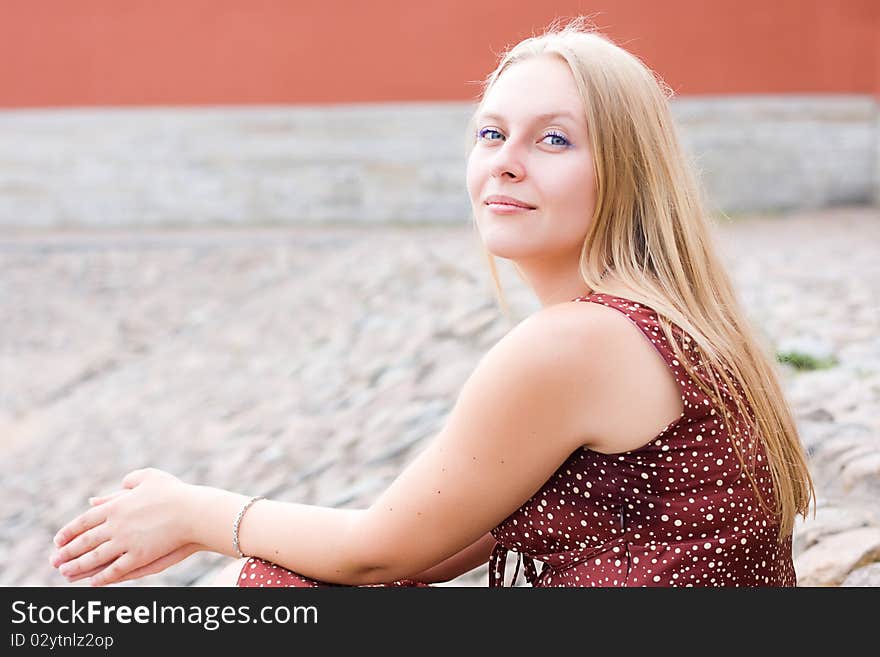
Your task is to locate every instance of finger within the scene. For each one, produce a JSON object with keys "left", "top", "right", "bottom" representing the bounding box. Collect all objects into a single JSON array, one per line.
[
  {"left": 58, "top": 540, "right": 122, "bottom": 581},
  {"left": 54, "top": 506, "right": 107, "bottom": 548},
  {"left": 68, "top": 544, "right": 201, "bottom": 586},
  {"left": 110, "top": 544, "right": 201, "bottom": 584},
  {"left": 51, "top": 525, "right": 110, "bottom": 569},
  {"left": 89, "top": 551, "right": 140, "bottom": 587},
  {"left": 89, "top": 490, "right": 127, "bottom": 506},
  {"left": 62, "top": 559, "right": 115, "bottom": 584}
]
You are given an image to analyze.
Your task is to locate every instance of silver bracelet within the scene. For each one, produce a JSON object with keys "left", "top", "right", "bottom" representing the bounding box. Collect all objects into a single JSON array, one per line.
[{"left": 232, "top": 495, "right": 265, "bottom": 558}]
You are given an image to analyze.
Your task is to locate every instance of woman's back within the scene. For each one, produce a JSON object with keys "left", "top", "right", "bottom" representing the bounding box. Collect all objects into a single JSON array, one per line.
[{"left": 489, "top": 293, "right": 795, "bottom": 587}]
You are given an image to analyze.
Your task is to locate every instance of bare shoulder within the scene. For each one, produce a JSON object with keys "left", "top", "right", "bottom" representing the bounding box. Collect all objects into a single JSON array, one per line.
[
  {"left": 499, "top": 300, "right": 684, "bottom": 455},
  {"left": 472, "top": 301, "right": 628, "bottom": 450},
  {"left": 500, "top": 299, "right": 618, "bottom": 350},
  {"left": 487, "top": 299, "right": 620, "bottom": 381},
  {"left": 500, "top": 298, "right": 642, "bottom": 364}
]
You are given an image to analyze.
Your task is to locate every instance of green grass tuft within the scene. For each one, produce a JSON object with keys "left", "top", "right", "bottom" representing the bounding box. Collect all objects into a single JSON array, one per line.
[{"left": 776, "top": 351, "right": 838, "bottom": 371}]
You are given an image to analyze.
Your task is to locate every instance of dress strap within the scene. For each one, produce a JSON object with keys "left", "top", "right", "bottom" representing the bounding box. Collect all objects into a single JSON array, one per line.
[{"left": 489, "top": 543, "right": 541, "bottom": 587}]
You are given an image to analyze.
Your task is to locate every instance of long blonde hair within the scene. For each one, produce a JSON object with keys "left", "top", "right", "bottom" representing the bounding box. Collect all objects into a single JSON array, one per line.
[{"left": 464, "top": 16, "right": 815, "bottom": 541}]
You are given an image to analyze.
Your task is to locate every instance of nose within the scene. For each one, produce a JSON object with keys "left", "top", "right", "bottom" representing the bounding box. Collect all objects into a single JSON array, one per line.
[{"left": 489, "top": 139, "right": 526, "bottom": 181}]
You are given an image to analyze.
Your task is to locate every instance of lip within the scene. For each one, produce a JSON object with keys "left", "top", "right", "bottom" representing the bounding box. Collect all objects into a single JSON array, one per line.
[{"left": 484, "top": 195, "right": 537, "bottom": 210}]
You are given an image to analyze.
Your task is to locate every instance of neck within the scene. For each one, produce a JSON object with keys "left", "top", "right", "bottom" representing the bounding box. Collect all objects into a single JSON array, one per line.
[
  {"left": 512, "top": 256, "right": 593, "bottom": 308},
  {"left": 513, "top": 257, "right": 634, "bottom": 309}
]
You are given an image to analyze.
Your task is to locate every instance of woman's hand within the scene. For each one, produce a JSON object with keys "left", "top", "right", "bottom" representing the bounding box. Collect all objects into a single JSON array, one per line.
[{"left": 49, "top": 468, "right": 201, "bottom": 586}]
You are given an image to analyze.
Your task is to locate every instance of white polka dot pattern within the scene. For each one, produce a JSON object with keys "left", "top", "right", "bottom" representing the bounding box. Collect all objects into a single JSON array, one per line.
[
  {"left": 488, "top": 294, "right": 795, "bottom": 587},
  {"left": 236, "top": 558, "right": 430, "bottom": 588}
]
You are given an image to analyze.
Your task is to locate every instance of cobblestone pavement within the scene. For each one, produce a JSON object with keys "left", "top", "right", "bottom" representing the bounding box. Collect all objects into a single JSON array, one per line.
[{"left": 1, "top": 206, "right": 878, "bottom": 587}]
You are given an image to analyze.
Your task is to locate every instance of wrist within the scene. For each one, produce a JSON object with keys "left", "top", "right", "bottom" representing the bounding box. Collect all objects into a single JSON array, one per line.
[
  {"left": 182, "top": 483, "right": 209, "bottom": 547},
  {"left": 232, "top": 495, "right": 266, "bottom": 558},
  {"left": 186, "top": 484, "right": 251, "bottom": 556}
]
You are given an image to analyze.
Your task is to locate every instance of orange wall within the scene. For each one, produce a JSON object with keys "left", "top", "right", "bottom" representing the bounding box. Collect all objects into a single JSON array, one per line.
[{"left": 0, "top": 0, "right": 877, "bottom": 108}]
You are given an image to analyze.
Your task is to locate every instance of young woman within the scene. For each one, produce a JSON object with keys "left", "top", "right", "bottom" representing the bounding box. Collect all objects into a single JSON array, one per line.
[{"left": 48, "top": 17, "right": 815, "bottom": 588}]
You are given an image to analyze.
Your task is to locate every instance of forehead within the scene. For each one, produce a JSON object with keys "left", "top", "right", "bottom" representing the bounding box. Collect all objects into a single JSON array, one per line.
[{"left": 476, "top": 56, "right": 585, "bottom": 127}]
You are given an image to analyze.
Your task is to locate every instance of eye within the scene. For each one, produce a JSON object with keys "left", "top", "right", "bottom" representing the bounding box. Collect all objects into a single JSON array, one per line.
[
  {"left": 542, "top": 131, "right": 571, "bottom": 147},
  {"left": 477, "top": 128, "right": 503, "bottom": 141}
]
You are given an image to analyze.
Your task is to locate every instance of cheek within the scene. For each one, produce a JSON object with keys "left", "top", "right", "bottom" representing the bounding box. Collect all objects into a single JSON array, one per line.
[
  {"left": 557, "top": 161, "right": 596, "bottom": 217},
  {"left": 544, "top": 162, "right": 596, "bottom": 242},
  {"left": 465, "top": 154, "right": 483, "bottom": 205}
]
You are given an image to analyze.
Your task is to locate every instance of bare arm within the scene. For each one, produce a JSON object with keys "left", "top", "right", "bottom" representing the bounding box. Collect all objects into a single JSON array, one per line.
[{"left": 406, "top": 531, "right": 497, "bottom": 583}]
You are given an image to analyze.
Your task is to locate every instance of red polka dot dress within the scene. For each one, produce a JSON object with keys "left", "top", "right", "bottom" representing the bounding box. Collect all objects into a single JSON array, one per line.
[
  {"left": 236, "top": 557, "right": 429, "bottom": 588},
  {"left": 488, "top": 293, "right": 796, "bottom": 587}
]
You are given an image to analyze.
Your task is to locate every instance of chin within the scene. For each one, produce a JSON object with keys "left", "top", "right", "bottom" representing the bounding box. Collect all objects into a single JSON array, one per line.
[
  {"left": 478, "top": 233, "right": 540, "bottom": 261},
  {"left": 475, "top": 210, "right": 544, "bottom": 256}
]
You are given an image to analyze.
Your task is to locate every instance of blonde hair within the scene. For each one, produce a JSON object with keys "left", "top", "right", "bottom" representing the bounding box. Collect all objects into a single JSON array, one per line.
[{"left": 464, "top": 16, "right": 815, "bottom": 541}]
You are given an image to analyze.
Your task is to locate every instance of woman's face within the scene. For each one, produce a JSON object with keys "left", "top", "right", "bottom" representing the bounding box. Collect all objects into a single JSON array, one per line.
[{"left": 466, "top": 54, "right": 597, "bottom": 264}]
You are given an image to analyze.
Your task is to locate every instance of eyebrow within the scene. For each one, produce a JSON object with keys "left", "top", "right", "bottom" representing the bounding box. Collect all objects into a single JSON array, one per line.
[{"left": 475, "top": 110, "right": 582, "bottom": 126}]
